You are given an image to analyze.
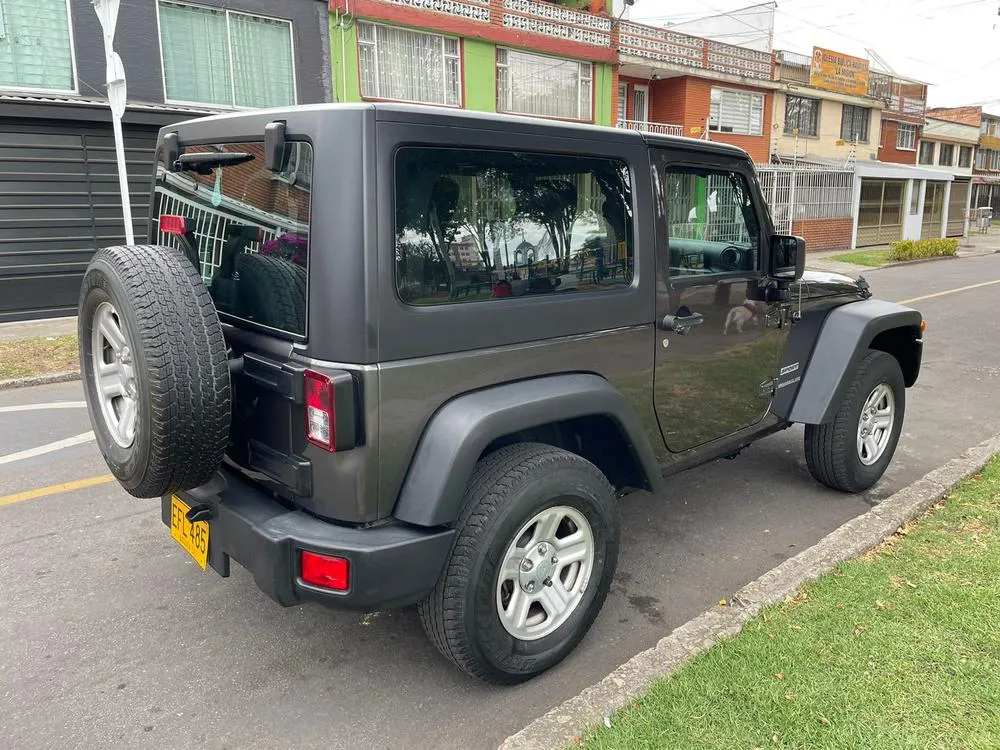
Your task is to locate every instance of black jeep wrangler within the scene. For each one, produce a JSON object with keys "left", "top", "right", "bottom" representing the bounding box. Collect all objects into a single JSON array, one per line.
[{"left": 78, "top": 104, "right": 923, "bottom": 684}]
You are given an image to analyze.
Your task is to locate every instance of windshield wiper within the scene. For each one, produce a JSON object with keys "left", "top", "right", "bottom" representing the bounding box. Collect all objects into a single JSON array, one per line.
[{"left": 173, "top": 151, "right": 255, "bottom": 175}]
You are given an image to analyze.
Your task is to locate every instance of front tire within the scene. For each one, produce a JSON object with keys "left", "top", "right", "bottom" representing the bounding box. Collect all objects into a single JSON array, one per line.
[
  {"left": 418, "top": 443, "right": 619, "bottom": 684},
  {"left": 804, "top": 350, "right": 905, "bottom": 493}
]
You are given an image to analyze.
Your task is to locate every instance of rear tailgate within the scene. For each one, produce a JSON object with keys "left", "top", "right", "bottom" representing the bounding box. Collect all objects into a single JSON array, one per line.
[{"left": 151, "top": 127, "right": 367, "bottom": 522}]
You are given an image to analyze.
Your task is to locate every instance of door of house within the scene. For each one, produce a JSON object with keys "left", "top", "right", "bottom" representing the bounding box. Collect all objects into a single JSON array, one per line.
[
  {"left": 922, "top": 181, "right": 946, "bottom": 239},
  {"left": 947, "top": 179, "right": 970, "bottom": 237},
  {"left": 633, "top": 85, "right": 649, "bottom": 126},
  {"left": 856, "top": 179, "right": 905, "bottom": 246}
]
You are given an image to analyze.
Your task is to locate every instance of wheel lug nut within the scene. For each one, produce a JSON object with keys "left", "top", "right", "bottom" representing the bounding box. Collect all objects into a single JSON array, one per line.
[
  {"left": 543, "top": 577, "right": 552, "bottom": 587},
  {"left": 551, "top": 556, "right": 558, "bottom": 564},
  {"left": 526, "top": 581, "right": 535, "bottom": 592},
  {"left": 521, "top": 558, "right": 533, "bottom": 572},
  {"left": 537, "top": 543, "right": 548, "bottom": 555}
]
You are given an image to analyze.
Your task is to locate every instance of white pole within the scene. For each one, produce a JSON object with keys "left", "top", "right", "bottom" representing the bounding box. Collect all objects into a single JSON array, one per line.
[
  {"left": 93, "top": 0, "right": 134, "bottom": 245},
  {"left": 111, "top": 112, "right": 134, "bottom": 245}
]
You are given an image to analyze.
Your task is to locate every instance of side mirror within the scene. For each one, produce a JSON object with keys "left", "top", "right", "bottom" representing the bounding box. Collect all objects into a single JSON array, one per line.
[
  {"left": 768, "top": 234, "right": 806, "bottom": 281},
  {"left": 264, "top": 121, "right": 287, "bottom": 172}
]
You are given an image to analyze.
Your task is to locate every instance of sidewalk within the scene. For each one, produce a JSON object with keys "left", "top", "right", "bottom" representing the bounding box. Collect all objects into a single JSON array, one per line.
[
  {"left": 806, "top": 230, "right": 1000, "bottom": 275},
  {"left": 0, "top": 316, "right": 77, "bottom": 342}
]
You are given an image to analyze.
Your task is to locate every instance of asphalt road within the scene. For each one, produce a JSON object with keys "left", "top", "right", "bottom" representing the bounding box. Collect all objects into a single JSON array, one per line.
[{"left": 2, "top": 254, "right": 1000, "bottom": 750}]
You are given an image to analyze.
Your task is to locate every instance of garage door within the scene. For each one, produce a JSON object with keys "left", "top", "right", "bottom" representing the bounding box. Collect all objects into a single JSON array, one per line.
[
  {"left": 921, "top": 181, "right": 947, "bottom": 239},
  {"left": 946, "top": 179, "right": 970, "bottom": 237},
  {"left": 856, "top": 179, "right": 904, "bottom": 247},
  {"left": 0, "top": 120, "right": 158, "bottom": 323}
]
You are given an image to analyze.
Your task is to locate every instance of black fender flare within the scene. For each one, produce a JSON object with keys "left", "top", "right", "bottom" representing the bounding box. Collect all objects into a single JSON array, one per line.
[
  {"left": 785, "top": 299, "right": 922, "bottom": 425},
  {"left": 392, "top": 373, "right": 664, "bottom": 527}
]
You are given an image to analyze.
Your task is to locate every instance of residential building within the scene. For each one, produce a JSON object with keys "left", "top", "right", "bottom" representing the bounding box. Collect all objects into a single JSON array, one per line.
[
  {"left": 975, "top": 111, "right": 1000, "bottom": 217},
  {"left": 0, "top": 0, "right": 330, "bottom": 322},
  {"left": 926, "top": 106, "right": 1000, "bottom": 223},
  {"left": 771, "top": 49, "right": 885, "bottom": 165},
  {"left": 766, "top": 47, "right": 948, "bottom": 250},
  {"left": 328, "top": 0, "right": 616, "bottom": 126},
  {"left": 876, "top": 77, "right": 928, "bottom": 166},
  {"left": 614, "top": 22, "right": 776, "bottom": 162},
  {"left": 912, "top": 113, "right": 978, "bottom": 237}
]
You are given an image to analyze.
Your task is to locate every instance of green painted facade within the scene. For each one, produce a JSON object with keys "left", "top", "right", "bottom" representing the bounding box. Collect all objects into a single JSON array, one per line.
[
  {"left": 328, "top": 12, "right": 612, "bottom": 127},
  {"left": 329, "top": 15, "right": 361, "bottom": 104},
  {"left": 462, "top": 38, "right": 497, "bottom": 114}
]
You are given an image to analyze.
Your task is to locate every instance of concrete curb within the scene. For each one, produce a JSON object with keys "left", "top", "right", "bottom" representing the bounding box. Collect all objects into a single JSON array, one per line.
[
  {"left": 0, "top": 370, "right": 81, "bottom": 391},
  {"left": 499, "top": 432, "right": 1000, "bottom": 750}
]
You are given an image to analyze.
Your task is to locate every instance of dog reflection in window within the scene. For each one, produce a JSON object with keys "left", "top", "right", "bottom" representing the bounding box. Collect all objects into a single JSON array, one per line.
[{"left": 723, "top": 299, "right": 769, "bottom": 335}]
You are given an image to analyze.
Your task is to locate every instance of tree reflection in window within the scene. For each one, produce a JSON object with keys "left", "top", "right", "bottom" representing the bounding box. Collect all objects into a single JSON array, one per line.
[{"left": 394, "top": 149, "right": 634, "bottom": 305}]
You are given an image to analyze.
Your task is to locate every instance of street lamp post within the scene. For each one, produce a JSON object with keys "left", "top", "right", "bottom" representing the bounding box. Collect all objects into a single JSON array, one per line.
[{"left": 93, "top": 0, "right": 135, "bottom": 245}]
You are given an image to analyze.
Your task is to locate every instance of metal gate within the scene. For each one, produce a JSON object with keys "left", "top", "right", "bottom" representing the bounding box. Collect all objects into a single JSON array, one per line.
[
  {"left": 0, "top": 121, "right": 158, "bottom": 322},
  {"left": 857, "top": 179, "right": 904, "bottom": 247},
  {"left": 756, "top": 165, "right": 855, "bottom": 235},
  {"left": 921, "top": 181, "right": 947, "bottom": 239},
  {"left": 947, "top": 179, "right": 970, "bottom": 237}
]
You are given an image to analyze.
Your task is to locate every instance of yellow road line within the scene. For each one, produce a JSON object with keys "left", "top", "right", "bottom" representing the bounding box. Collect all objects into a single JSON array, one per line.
[
  {"left": 897, "top": 279, "right": 1000, "bottom": 306},
  {"left": 0, "top": 474, "right": 116, "bottom": 508}
]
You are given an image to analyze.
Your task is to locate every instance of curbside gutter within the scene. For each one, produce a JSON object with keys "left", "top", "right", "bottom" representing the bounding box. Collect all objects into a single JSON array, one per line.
[
  {"left": 500, "top": 432, "right": 1000, "bottom": 750},
  {"left": 0, "top": 371, "right": 81, "bottom": 391}
]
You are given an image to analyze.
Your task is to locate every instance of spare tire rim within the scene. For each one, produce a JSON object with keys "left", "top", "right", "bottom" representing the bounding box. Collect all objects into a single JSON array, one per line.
[
  {"left": 857, "top": 383, "right": 894, "bottom": 466},
  {"left": 496, "top": 505, "right": 595, "bottom": 642},
  {"left": 91, "top": 302, "right": 139, "bottom": 449}
]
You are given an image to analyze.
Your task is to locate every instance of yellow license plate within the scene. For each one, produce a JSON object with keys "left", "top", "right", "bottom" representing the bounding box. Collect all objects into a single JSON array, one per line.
[{"left": 170, "top": 495, "right": 209, "bottom": 571}]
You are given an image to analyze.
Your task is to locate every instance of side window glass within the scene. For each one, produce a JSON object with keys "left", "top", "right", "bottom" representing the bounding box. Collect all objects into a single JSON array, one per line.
[
  {"left": 662, "top": 168, "right": 760, "bottom": 278},
  {"left": 394, "top": 148, "right": 634, "bottom": 306}
]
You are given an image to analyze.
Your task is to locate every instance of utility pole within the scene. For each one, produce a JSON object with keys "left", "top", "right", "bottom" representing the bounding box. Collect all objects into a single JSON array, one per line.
[{"left": 93, "top": 0, "right": 134, "bottom": 244}]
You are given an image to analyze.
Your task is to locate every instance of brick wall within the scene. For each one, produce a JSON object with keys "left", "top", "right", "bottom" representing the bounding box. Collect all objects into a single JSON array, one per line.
[
  {"left": 878, "top": 119, "right": 919, "bottom": 165},
  {"left": 792, "top": 217, "right": 853, "bottom": 252}
]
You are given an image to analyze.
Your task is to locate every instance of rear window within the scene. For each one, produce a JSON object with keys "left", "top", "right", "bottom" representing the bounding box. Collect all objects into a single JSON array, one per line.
[
  {"left": 394, "top": 147, "right": 634, "bottom": 306},
  {"left": 153, "top": 140, "right": 313, "bottom": 337}
]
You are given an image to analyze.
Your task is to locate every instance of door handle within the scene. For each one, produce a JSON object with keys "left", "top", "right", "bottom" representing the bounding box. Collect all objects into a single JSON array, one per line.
[{"left": 660, "top": 312, "right": 704, "bottom": 334}]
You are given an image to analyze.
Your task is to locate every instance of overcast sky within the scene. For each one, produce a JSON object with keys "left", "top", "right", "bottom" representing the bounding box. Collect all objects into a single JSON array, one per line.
[{"left": 627, "top": 0, "right": 1000, "bottom": 111}]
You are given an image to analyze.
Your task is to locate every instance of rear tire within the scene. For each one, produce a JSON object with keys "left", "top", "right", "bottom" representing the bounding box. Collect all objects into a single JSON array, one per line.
[
  {"left": 235, "top": 253, "right": 306, "bottom": 333},
  {"left": 418, "top": 443, "right": 619, "bottom": 684},
  {"left": 804, "top": 350, "right": 905, "bottom": 493},
  {"left": 78, "top": 244, "right": 231, "bottom": 498}
]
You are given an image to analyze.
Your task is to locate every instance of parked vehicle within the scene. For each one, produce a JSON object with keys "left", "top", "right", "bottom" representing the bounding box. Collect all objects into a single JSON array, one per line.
[{"left": 78, "top": 104, "right": 924, "bottom": 684}]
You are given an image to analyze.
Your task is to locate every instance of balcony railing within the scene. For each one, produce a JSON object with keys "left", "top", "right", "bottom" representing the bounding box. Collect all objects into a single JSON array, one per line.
[
  {"left": 503, "top": 0, "right": 612, "bottom": 47},
  {"left": 619, "top": 21, "right": 773, "bottom": 80},
  {"left": 617, "top": 119, "right": 685, "bottom": 137}
]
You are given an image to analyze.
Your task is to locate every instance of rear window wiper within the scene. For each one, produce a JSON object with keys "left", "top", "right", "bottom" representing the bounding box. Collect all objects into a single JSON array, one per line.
[{"left": 173, "top": 152, "right": 255, "bottom": 175}]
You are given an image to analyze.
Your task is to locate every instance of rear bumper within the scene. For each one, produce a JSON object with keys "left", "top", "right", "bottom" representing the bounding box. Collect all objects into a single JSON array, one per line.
[{"left": 161, "top": 469, "right": 454, "bottom": 611}]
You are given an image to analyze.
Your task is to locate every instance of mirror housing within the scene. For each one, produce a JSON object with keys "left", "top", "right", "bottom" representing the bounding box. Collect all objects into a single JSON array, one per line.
[
  {"left": 768, "top": 234, "right": 806, "bottom": 281},
  {"left": 264, "top": 121, "right": 287, "bottom": 172}
]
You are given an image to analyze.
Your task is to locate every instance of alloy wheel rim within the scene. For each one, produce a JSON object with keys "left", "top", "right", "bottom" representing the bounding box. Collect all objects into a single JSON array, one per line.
[
  {"left": 495, "top": 505, "right": 595, "bottom": 642},
  {"left": 856, "top": 383, "right": 894, "bottom": 466},
  {"left": 91, "top": 302, "right": 139, "bottom": 449}
]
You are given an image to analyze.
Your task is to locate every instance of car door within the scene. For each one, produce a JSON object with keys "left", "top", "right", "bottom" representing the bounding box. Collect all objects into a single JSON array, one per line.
[{"left": 651, "top": 149, "right": 787, "bottom": 453}]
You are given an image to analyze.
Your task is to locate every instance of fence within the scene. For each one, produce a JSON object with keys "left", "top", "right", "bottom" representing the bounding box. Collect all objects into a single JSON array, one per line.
[
  {"left": 756, "top": 165, "right": 855, "bottom": 234},
  {"left": 616, "top": 119, "right": 685, "bottom": 137}
]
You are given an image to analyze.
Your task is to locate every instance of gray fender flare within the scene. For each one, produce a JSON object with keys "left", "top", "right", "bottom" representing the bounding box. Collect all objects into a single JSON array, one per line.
[
  {"left": 786, "top": 299, "right": 922, "bottom": 425},
  {"left": 392, "top": 373, "right": 664, "bottom": 527}
]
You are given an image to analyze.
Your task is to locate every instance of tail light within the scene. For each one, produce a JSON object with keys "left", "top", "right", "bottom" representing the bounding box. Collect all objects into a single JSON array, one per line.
[
  {"left": 159, "top": 214, "right": 191, "bottom": 236},
  {"left": 300, "top": 551, "right": 350, "bottom": 591},
  {"left": 304, "top": 369, "right": 335, "bottom": 451}
]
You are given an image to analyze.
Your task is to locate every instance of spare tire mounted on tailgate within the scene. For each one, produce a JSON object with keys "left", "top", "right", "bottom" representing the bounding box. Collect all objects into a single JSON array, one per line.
[{"left": 78, "top": 244, "right": 231, "bottom": 498}]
